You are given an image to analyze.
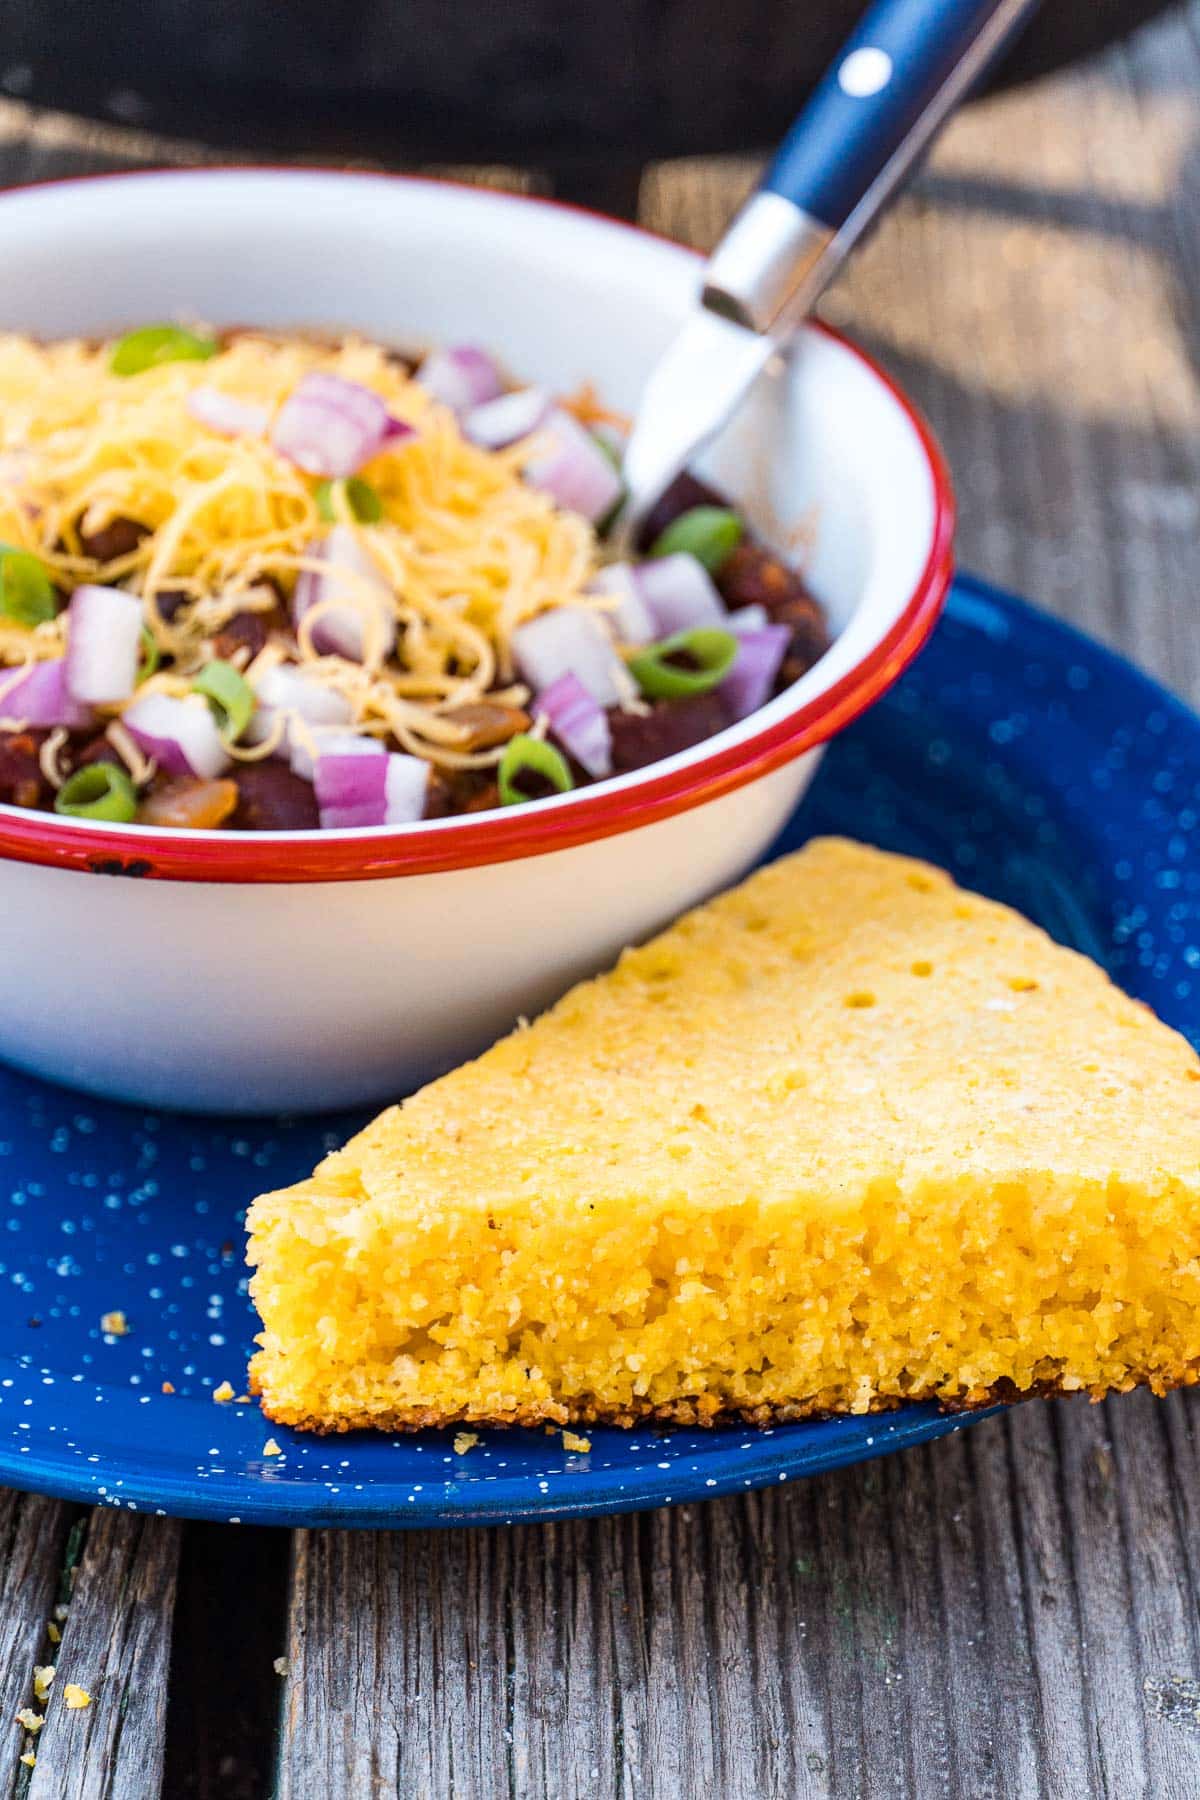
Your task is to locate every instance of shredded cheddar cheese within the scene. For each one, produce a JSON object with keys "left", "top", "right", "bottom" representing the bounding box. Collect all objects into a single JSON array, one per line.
[
  {"left": 36, "top": 727, "right": 69, "bottom": 789},
  {"left": 102, "top": 719, "right": 156, "bottom": 785},
  {"left": 0, "top": 331, "right": 605, "bottom": 767}
]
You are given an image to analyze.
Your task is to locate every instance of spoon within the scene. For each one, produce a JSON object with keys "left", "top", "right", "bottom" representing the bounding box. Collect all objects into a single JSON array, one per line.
[{"left": 614, "top": 0, "right": 1042, "bottom": 554}]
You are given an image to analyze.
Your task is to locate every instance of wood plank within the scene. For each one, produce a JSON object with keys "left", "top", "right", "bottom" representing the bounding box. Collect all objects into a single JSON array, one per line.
[
  {"left": 813, "top": 33, "right": 1200, "bottom": 711},
  {"left": 279, "top": 1407, "right": 1200, "bottom": 1800},
  {"left": 279, "top": 1527, "right": 515, "bottom": 1797},
  {"left": 161, "top": 1520, "right": 291, "bottom": 1800},
  {"left": 24, "top": 1512, "right": 180, "bottom": 1800},
  {"left": 0, "top": 1494, "right": 74, "bottom": 1799}
]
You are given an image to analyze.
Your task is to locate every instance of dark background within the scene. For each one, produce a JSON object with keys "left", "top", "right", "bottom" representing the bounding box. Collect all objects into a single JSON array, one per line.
[{"left": 0, "top": 0, "right": 1178, "bottom": 206}]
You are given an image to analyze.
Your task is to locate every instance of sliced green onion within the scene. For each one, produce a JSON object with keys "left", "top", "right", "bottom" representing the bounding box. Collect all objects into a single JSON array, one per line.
[
  {"left": 590, "top": 433, "right": 626, "bottom": 537},
  {"left": 315, "top": 476, "right": 384, "bottom": 524},
  {"left": 649, "top": 506, "right": 744, "bottom": 573},
  {"left": 191, "top": 659, "right": 255, "bottom": 741},
  {"left": 592, "top": 432, "right": 622, "bottom": 474},
  {"left": 629, "top": 626, "right": 738, "bottom": 700},
  {"left": 136, "top": 626, "right": 160, "bottom": 684},
  {"left": 0, "top": 544, "right": 58, "bottom": 628},
  {"left": 498, "top": 733, "right": 575, "bottom": 806},
  {"left": 54, "top": 761, "right": 138, "bottom": 822},
  {"left": 110, "top": 324, "right": 219, "bottom": 377}
]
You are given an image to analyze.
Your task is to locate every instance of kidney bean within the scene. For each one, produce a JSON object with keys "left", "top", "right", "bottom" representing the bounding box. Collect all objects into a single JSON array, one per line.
[
  {"left": 211, "top": 607, "right": 284, "bottom": 665},
  {"left": 718, "top": 542, "right": 807, "bottom": 614},
  {"left": 229, "top": 763, "right": 319, "bottom": 831},
  {"left": 778, "top": 612, "right": 832, "bottom": 687},
  {"left": 462, "top": 781, "right": 501, "bottom": 814},
  {"left": 422, "top": 771, "right": 454, "bottom": 819},
  {"left": 0, "top": 729, "right": 50, "bottom": 808},
  {"left": 608, "top": 692, "right": 732, "bottom": 774},
  {"left": 71, "top": 732, "right": 123, "bottom": 772},
  {"left": 77, "top": 516, "right": 149, "bottom": 562},
  {"left": 717, "top": 543, "right": 830, "bottom": 685},
  {"left": 435, "top": 768, "right": 504, "bottom": 815},
  {"left": 150, "top": 589, "right": 191, "bottom": 624}
]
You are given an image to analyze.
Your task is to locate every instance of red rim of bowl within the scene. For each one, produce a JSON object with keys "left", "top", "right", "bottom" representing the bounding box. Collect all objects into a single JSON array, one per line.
[{"left": 0, "top": 168, "right": 955, "bottom": 884}]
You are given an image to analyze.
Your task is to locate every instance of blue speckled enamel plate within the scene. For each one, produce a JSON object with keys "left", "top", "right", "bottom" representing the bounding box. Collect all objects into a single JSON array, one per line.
[{"left": 0, "top": 573, "right": 1196, "bottom": 1528}]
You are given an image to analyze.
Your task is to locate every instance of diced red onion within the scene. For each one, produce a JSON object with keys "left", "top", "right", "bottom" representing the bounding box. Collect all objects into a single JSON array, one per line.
[
  {"left": 186, "top": 387, "right": 270, "bottom": 438},
  {"left": 417, "top": 346, "right": 504, "bottom": 413},
  {"left": 289, "top": 726, "right": 383, "bottom": 782},
  {"left": 383, "top": 416, "right": 417, "bottom": 443},
  {"left": 537, "top": 671, "right": 612, "bottom": 778},
  {"left": 727, "top": 603, "right": 770, "bottom": 634},
  {"left": 64, "top": 584, "right": 143, "bottom": 705},
  {"left": 588, "top": 563, "right": 655, "bottom": 646},
  {"left": 246, "top": 664, "right": 355, "bottom": 756},
  {"left": 463, "top": 386, "right": 551, "bottom": 450},
  {"left": 314, "top": 749, "right": 428, "bottom": 829},
  {"left": 512, "top": 607, "right": 630, "bottom": 709},
  {"left": 121, "top": 692, "right": 232, "bottom": 778},
  {"left": 719, "top": 625, "right": 792, "bottom": 721},
  {"left": 292, "top": 527, "right": 397, "bottom": 663},
  {"left": 271, "top": 373, "right": 390, "bottom": 478},
  {"left": 523, "top": 408, "right": 623, "bottom": 524},
  {"left": 314, "top": 750, "right": 387, "bottom": 829},
  {"left": 0, "top": 658, "right": 92, "bottom": 729},
  {"left": 252, "top": 665, "right": 356, "bottom": 727},
  {"left": 383, "top": 753, "right": 430, "bottom": 825},
  {"left": 636, "top": 554, "right": 727, "bottom": 637}
]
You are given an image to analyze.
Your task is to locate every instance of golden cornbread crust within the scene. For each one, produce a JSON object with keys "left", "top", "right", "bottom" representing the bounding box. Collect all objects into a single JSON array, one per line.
[
  {"left": 250, "top": 1366, "right": 1200, "bottom": 1436},
  {"left": 247, "top": 838, "right": 1200, "bottom": 1436}
]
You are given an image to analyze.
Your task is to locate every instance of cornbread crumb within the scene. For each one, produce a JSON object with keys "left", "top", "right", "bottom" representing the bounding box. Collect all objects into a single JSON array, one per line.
[
  {"left": 46, "top": 1623, "right": 60, "bottom": 1645},
  {"left": 452, "top": 1432, "right": 479, "bottom": 1456},
  {"left": 212, "top": 1381, "right": 235, "bottom": 1404},
  {"left": 262, "top": 1438, "right": 282, "bottom": 1457},
  {"left": 99, "top": 1311, "right": 127, "bottom": 1337},
  {"left": 562, "top": 1431, "right": 592, "bottom": 1453},
  {"left": 273, "top": 1657, "right": 289, "bottom": 1676},
  {"left": 32, "top": 1667, "right": 54, "bottom": 1703},
  {"left": 62, "top": 1686, "right": 91, "bottom": 1710},
  {"left": 247, "top": 839, "right": 1200, "bottom": 1433},
  {"left": 235, "top": 1395, "right": 252, "bottom": 1405},
  {"left": 161, "top": 1382, "right": 175, "bottom": 1395},
  {"left": 19, "top": 1752, "right": 35, "bottom": 1769},
  {"left": 14, "top": 1709, "right": 43, "bottom": 1733}
]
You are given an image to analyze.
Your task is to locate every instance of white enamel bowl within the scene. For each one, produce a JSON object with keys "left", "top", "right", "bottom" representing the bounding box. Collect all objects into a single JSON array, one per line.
[{"left": 0, "top": 170, "right": 953, "bottom": 1112}]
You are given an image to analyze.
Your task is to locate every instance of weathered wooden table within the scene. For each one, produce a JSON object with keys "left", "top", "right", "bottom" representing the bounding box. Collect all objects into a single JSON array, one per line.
[{"left": 3, "top": 9, "right": 1200, "bottom": 1796}]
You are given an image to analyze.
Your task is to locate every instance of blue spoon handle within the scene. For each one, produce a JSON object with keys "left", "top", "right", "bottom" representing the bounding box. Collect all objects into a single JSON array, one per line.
[
  {"left": 705, "top": 0, "right": 1041, "bottom": 333},
  {"left": 764, "top": 0, "right": 1022, "bottom": 228}
]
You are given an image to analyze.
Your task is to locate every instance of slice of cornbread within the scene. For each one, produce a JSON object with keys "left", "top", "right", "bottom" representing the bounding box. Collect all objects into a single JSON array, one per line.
[{"left": 246, "top": 838, "right": 1200, "bottom": 1432}]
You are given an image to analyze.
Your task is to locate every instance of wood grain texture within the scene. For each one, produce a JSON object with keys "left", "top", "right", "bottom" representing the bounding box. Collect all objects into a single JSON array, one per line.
[
  {"left": 0, "top": 1494, "right": 73, "bottom": 1799},
  {"left": 24, "top": 1513, "right": 180, "bottom": 1800},
  {"left": 0, "top": 7, "right": 1197, "bottom": 1798},
  {"left": 279, "top": 1399, "right": 1200, "bottom": 1799}
]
